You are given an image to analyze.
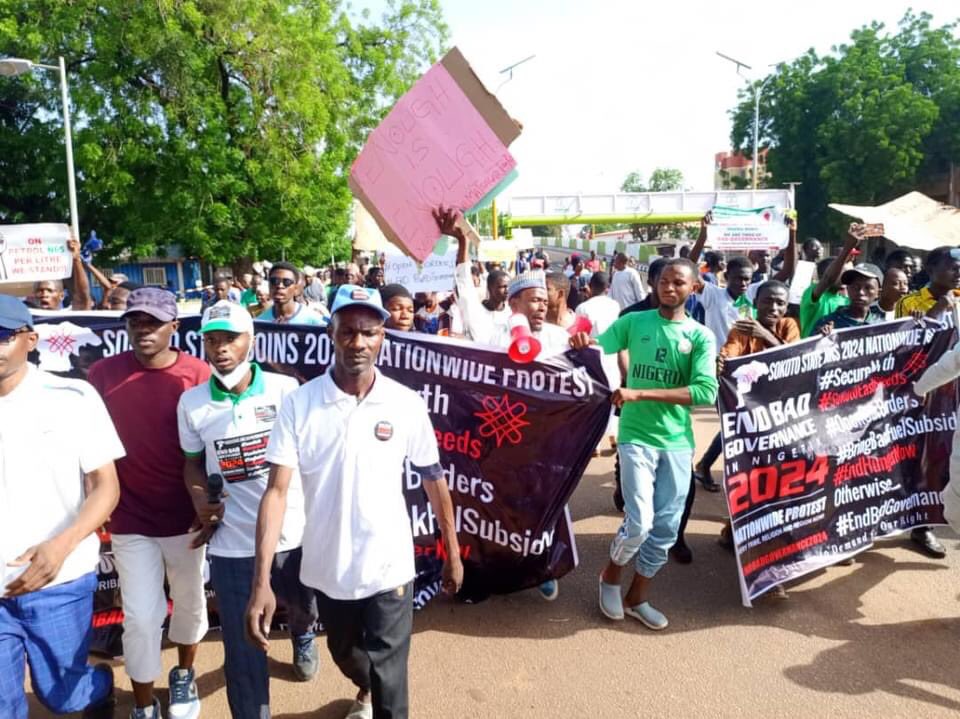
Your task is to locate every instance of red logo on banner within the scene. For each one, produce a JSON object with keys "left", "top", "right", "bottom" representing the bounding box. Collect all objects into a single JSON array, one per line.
[
  {"left": 45, "top": 330, "right": 77, "bottom": 356},
  {"left": 474, "top": 393, "right": 530, "bottom": 447}
]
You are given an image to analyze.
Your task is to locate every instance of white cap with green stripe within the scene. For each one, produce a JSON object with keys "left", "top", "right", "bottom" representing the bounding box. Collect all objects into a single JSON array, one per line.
[{"left": 201, "top": 300, "right": 254, "bottom": 335}]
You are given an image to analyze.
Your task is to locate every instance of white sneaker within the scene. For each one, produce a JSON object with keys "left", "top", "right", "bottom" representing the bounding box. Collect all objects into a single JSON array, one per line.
[
  {"left": 167, "top": 666, "right": 200, "bottom": 719},
  {"left": 344, "top": 699, "right": 373, "bottom": 719}
]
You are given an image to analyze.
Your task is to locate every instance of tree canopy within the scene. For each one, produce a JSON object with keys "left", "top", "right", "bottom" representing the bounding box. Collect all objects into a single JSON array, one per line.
[
  {"left": 0, "top": 0, "right": 448, "bottom": 265},
  {"left": 729, "top": 11, "right": 960, "bottom": 241}
]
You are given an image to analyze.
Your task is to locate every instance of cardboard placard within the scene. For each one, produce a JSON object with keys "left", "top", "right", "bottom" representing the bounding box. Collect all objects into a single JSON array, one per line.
[
  {"left": 478, "top": 239, "right": 520, "bottom": 263},
  {"left": 349, "top": 48, "right": 521, "bottom": 263},
  {"left": 0, "top": 223, "right": 73, "bottom": 284}
]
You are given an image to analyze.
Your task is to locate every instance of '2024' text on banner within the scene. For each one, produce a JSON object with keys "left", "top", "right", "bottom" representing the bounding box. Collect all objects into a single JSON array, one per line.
[
  {"left": 349, "top": 48, "right": 521, "bottom": 263},
  {"left": 29, "top": 312, "right": 610, "bottom": 654},
  {"left": 0, "top": 223, "right": 73, "bottom": 284},
  {"left": 717, "top": 318, "right": 954, "bottom": 605},
  {"left": 706, "top": 206, "right": 789, "bottom": 251}
]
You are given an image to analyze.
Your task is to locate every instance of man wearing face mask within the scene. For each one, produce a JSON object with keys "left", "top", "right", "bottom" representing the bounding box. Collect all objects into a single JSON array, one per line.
[
  {"left": 87, "top": 288, "right": 210, "bottom": 719},
  {"left": 176, "top": 302, "right": 319, "bottom": 718}
]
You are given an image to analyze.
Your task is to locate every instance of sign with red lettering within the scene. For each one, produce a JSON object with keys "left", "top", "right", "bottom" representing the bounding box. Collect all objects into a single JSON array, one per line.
[
  {"left": 0, "top": 223, "right": 73, "bottom": 284},
  {"left": 349, "top": 48, "right": 521, "bottom": 262},
  {"left": 718, "top": 319, "right": 955, "bottom": 605}
]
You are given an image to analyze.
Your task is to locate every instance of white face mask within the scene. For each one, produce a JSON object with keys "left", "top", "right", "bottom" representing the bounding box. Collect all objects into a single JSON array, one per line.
[{"left": 211, "top": 360, "right": 252, "bottom": 391}]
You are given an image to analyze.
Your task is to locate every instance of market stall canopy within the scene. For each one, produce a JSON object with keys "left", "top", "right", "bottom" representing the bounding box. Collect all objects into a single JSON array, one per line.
[{"left": 829, "top": 191, "right": 960, "bottom": 252}]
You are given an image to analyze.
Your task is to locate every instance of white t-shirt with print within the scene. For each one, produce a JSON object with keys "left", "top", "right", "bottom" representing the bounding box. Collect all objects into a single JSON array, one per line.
[
  {"left": 0, "top": 366, "right": 125, "bottom": 588},
  {"left": 177, "top": 367, "right": 306, "bottom": 558},
  {"left": 266, "top": 368, "right": 440, "bottom": 600}
]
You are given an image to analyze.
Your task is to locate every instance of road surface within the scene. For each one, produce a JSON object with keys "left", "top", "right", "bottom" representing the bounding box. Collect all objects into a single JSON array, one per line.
[{"left": 31, "top": 408, "right": 960, "bottom": 718}]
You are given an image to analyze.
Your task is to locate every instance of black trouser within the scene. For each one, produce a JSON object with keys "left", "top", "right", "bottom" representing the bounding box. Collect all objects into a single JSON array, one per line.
[
  {"left": 675, "top": 471, "right": 696, "bottom": 543},
  {"left": 316, "top": 582, "right": 414, "bottom": 719}
]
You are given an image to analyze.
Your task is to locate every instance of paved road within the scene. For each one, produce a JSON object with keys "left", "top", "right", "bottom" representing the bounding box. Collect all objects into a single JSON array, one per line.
[{"left": 34, "top": 409, "right": 960, "bottom": 718}]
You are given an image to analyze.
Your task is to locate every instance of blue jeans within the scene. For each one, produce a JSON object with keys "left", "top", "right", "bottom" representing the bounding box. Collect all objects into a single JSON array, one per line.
[
  {"left": 612, "top": 443, "right": 692, "bottom": 577},
  {"left": 0, "top": 572, "right": 111, "bottom": 719},
  {"left": 209, "top": 548, "right": 318, "bottom": 719}
]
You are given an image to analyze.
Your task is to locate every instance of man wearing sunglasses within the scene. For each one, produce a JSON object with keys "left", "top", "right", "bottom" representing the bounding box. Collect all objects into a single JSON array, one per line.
[
  {"left": 259, "top": 262, "right": 327, "bottom": 326},
  {"left": 0, "top": 294, "right": 124, "bottom": 719}
]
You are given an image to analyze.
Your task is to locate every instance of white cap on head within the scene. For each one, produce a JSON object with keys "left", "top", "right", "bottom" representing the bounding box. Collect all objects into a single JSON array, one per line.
[{"left": 200, "top": 300, "right": 255, "bottom": 335}]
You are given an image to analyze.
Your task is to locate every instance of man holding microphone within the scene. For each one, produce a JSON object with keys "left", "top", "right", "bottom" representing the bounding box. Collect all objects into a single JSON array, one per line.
[{"left": 177, "top": 301, "right": 319, "bottom": 718}]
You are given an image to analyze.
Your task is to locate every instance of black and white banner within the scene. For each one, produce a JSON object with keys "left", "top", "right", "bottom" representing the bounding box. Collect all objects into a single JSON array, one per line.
[
  {"left": 718, "top": 318, "right": 956, "bottom": 604},
  {"left": 30, "top": 312, "right": 610, "bottom": 652}
]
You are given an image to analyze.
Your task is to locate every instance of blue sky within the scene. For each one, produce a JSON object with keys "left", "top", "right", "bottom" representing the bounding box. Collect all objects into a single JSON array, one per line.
[{"left": 364, "top": 1, "right": 959, "bottom": 206}]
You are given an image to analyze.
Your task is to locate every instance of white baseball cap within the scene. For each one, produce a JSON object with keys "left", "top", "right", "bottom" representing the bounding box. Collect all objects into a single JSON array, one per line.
[{"left": 200, "top": 300, "right": 254, "bottom": 335}]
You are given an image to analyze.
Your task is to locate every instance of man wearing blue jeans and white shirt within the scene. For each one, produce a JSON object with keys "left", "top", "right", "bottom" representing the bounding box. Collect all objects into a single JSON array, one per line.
[
  {"left": 246, "top": 285, "right": 463, "bottom": 719},
  {"left": 177, "top": 301, "right": 318, "bottom": 719},
  {"left": 572, "top": 259, "right": 717, "bottom": 629},
  {"left": 0, "top": 294, "right": 124, "bottom": 719}
]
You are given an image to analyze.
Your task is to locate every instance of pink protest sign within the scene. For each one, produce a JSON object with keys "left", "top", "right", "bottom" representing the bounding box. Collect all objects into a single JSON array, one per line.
[{"left": 349, "top": 48, "right": 520, "bottom": 262}]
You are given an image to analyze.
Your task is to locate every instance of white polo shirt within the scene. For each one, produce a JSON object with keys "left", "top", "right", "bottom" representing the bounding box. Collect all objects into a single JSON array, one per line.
[
  {"left": 177, "top": 365, "right": 305, "bottom": 558},
  {"left": 0, "top": 365, "right": 125, "bottom": 588},
  {"left": 266, "top": 368, "right": 440, "bottom": 600}
]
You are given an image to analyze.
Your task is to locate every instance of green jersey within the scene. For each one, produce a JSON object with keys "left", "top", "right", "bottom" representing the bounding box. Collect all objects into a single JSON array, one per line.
[
  {"left": 598, "top": 309, "right": 718, "bottom": 450},
  {"left": 799, "top": 285, "right": 849, "bottom": 337}
]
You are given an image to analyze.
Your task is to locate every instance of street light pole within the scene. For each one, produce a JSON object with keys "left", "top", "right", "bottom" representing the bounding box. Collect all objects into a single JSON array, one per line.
[
  {"left": 0, "top": 56, "right": 80, "bottom": 239},
  {"left": 57, "top": 56, "right": 80, "bottom": 241},
  {"left": 489, "top": 55, "right": 535, "bottom": 240},
  {"left": 717, "top": 51, "right": 768, "bottom": 190}
]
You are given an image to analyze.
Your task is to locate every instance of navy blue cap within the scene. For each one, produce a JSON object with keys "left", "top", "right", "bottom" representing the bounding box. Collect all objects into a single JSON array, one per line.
[{"left": 0, "top": 294, "right": 33, "bottom": 330}]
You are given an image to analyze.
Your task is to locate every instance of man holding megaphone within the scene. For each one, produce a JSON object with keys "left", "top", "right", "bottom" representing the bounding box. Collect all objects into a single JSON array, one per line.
[{"left": 435, "top": 206, "right": 571, "bottom": 361}]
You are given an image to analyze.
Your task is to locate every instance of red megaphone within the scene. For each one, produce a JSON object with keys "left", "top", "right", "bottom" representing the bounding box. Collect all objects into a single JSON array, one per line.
[
  {"left": 508, "top": 313, "right": 541, "bottom": 363},
  {"left": 568, "top": 314, "right": 592, "bottom": 336}
]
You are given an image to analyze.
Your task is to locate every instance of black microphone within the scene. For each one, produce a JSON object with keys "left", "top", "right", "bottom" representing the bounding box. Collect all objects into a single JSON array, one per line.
[{"left": 206, "top": 473, "right": 224, "bottom": 505}]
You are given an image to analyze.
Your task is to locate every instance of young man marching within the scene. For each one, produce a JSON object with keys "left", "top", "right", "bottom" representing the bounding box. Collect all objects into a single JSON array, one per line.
[
  {"left": 572, "top": 259, "right": 717, "bottom": 629},
  {"left": 177, "top": 301, "right": 319, "bottom": 718},
  {"left": 88, "top": 288, "right": 210, "bottom": 719}
]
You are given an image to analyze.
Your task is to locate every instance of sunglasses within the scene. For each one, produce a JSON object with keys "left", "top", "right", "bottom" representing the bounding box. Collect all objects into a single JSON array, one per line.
[
  {"left": 0, "top": 327, "right": 30, "bottom": 344},
  {"left": 269, "top": 277, "right": 296, "bottom": 288}
]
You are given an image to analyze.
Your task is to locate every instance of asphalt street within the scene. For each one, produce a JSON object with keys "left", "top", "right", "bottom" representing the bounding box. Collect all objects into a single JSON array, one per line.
[{"left": 31, "top": 408, "right": 960, "bottom": 718}]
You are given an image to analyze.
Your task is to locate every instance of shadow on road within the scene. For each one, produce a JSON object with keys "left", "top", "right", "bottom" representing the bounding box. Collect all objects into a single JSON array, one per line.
[{"left": 411, "top": 467, "right": 960, "bottom": 712}]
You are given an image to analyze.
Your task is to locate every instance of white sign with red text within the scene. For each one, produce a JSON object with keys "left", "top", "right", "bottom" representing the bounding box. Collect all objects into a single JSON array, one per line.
[{"left": 0, "top": 223, "right": 73, "bottom": 284}]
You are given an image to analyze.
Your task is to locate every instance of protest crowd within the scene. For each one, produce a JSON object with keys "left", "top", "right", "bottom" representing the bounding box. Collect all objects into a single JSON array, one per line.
[
  {"left": 2, "top": 15, "right": 960, "bottom": 715},
  {"left": 2, "top": 200, "right": 960, "bottom": 719}
]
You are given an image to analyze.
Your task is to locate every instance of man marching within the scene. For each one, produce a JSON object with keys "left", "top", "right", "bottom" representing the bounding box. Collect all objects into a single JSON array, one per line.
[
  {"left": 176, "top": 301, "right": 319, "bottom": 718},
  {"left": 572, "top": 258, "right": 718, "bottom": 629},
  {"left": 247, "top": 285, "right": 462, "bottom": 719},
  {"left": 0, "top": 295, "right": 124, "bottom": 719},
  {"left": 88, "top": 288, "right": 210, "bottom": 719}
]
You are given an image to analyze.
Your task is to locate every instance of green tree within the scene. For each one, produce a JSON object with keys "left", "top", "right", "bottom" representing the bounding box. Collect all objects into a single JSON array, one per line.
[
  {"left": 618, "top": 167, "right": 684, "bottom": 241},
  {"left": 729, "top": 11, "right": 956, "bottom": 240},
  {"left": 0, "top": 0, "right": 448, "bottom": 265}
]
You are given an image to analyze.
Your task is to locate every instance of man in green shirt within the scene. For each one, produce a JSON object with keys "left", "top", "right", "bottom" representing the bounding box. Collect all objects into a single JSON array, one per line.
[
  {"left": 798, "top": 223, "right": 867, "bottom": 336},
  {"left": 572, "top": 258, "right": 717, "bottom": 630}
]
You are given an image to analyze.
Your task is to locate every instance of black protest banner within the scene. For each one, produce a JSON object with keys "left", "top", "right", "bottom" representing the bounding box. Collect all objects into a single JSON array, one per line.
[
  {"left": 30, "top": 312, "right": 610, "bottom": 650},
  {"left": 718, "top": 318, "right": 955, "bottom": 604}
]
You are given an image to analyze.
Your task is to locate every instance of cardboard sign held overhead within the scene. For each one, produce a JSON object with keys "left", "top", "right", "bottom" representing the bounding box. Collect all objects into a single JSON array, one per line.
[{"left": 349, "top": 48, "right": 521, "bottom": 263}]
